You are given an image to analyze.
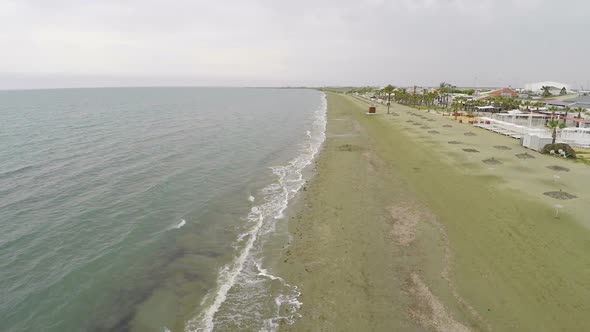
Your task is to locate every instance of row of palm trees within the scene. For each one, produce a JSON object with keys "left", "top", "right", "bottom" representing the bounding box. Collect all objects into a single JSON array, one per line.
[
  {"left": 356, "top": 85, "right": 444, "bottom": 110},
  {"left": 350, "top": 82, "right": 471, "bottom": 110},
  {"left": 531, "top": 105, "right": 589, "bottom": 126},
  {"left": 349, "top": 85, "right": 588, "bottom": 128},
  {"left": 450, "top": 96, "right": 525, "bottom": 113},
  {"left": 545, "top": 105, "right": 590, "bottom": 143},
  {"left": 393, "top": 88, "right": 439, "bottom": 108},
  {"left": 351, "top": 86, "right": 519, "bottom": 113},
  {"left": 350, "top": 84, "right": 589, "bottom": 147}
]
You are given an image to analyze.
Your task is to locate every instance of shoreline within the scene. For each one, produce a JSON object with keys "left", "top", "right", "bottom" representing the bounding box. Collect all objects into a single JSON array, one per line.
[
  {"left": 183, "top": 91, "right": 327, "bottom": 332},
  {"left": 279, "top": 92, "right": 590, "bottom": 331}
]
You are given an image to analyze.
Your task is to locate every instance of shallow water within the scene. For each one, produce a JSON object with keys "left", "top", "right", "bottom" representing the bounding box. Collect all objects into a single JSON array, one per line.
[{"left": 0, "top": 87, "right": 326, "bottom": 331}]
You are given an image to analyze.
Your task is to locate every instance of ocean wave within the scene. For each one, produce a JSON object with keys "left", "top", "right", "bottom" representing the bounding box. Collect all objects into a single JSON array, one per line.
[
  {"left": 173, "top": 219, "right": 186, "bottom": 229},
  {"left": 0, "top": 164, "right": 38, "bottom": 182},
  {"left": 185, "top": 92, "right": 327, "bottom": 332}
]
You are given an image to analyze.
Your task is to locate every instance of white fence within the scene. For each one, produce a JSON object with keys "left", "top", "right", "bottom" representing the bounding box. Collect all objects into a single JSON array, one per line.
[
  {"left": 474, "top": 117, "right": 590, "bottom": 149},
  {"left": 560, "top": 128, "right": 590, "bottom": 149},
  {"left": 474, "top": 117, "right": 550, "bottom": 139}
]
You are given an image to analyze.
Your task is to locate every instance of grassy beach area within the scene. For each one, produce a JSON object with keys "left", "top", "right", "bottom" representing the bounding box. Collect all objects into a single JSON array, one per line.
[{"left": 279, "top": 92, "right": 590, "bottom": 331}]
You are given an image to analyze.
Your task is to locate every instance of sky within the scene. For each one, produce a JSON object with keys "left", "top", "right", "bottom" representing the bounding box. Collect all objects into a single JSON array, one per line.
[{"left": 0, "top": 0, "right": 589, "bottom": 89}]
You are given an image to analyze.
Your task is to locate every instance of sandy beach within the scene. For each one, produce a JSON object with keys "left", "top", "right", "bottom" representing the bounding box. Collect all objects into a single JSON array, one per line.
[{"left": 279, "top": 92, "right": 590, "bottom": 331}]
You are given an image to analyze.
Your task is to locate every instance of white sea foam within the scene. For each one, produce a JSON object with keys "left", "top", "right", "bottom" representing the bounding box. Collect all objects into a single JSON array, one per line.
[
  {"left": 248, "top": 195, "right": 255, "bottom": 202},
  {"left": 185, "top": 92, "right": 327, "bottom": 332},
  {"left": 166, "top": 218, "right": 187, "bottom": 231},
  {"left": 255, "top": 260, "right": 303, "bottom": 330},
  {"left": 173, "top": 219, "right": 186, "bottom": 229}
]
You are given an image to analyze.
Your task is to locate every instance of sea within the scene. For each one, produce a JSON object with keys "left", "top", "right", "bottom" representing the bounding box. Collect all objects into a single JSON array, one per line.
[{"left": 0, "top": 87, "right": 327, "bottom": 332}]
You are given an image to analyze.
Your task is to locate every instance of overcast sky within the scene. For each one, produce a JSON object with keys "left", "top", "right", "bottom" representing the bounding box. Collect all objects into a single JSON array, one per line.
[{"left": 1, "top": 0, "right": 588, "bottom": 89}]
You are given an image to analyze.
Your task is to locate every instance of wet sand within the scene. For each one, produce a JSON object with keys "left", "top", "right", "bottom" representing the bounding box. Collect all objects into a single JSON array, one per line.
[{"left": 279, "top": 92, "right": 590, "bottom": 331}]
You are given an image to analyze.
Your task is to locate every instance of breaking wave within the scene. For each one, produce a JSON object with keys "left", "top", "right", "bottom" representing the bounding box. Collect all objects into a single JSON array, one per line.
[{"left": 185, "top": 92, "right": 327, "bottom": 332}]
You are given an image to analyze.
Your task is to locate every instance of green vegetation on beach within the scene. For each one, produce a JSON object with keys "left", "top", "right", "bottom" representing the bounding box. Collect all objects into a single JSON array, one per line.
[{"left": 280, "top": 92, "right": 590, "bottom": 331}]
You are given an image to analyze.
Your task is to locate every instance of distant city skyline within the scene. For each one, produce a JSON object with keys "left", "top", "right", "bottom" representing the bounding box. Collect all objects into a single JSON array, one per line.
[{"left": 1, "top": 0, "right": 589, "bottom": 90}]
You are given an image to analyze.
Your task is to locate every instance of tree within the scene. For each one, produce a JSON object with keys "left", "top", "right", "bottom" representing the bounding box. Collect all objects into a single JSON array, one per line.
[
  {"left": 423, "top": 91, "right": 436, "bottom": 107},
  {"left": 451, "top": 101, "right": 462, "bottom": 119},
  {"left": 548, "top": 106, "right": 560, "bottom": 120},
  {"left": 563, "top": 106, "right": 571, "bottom": 125},
  {"left": 454, "top": 96, "right": 467, "bottom": 111},
  {"left": 412, "top": 93, "right": 423, "bottom": 106},
  {"left": 470, "top": 99, "right": 479, "bottom": 111},
  {"left": 541, "top": 86, "right": 552, "bottom": 97},
  {"left": 438, "top": 82, "right": 453, "bottom": 108},
  {"left": 533, "top": 102, "right": 545, "bottom": 111},
  {"left": 381, "top": 85, "right": 395, "bottom": 114},
  {"left": 546, "top": 120, "right": 566, "bottom": 144},
  {"left": 394, "top": 88, "right": 407, "bottom": 105},
  {"left": 560, "top": 87, "right": 567, "bottom": 95},
  {"left": 490, "top": 96, "right": 519, "bottom": 112},
  {"left": 523, "top": 101, "right": 535, "bottom": 127},
  {"left": 574, "top": 107, "right": 588, "bottom": 128},
  {"left": 521, "top": 100, "right": 531, "bottom": 112}
]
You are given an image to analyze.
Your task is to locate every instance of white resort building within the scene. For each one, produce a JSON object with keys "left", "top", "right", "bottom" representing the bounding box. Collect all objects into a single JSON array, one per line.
[{"left": 524, "top": 81, "right": 571, "bottom": 93}]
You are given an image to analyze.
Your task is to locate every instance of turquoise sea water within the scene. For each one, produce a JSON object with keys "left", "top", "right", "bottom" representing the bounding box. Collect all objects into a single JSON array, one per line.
[{"left": 0, "top": 87, "right": 326, "bottom": 331}]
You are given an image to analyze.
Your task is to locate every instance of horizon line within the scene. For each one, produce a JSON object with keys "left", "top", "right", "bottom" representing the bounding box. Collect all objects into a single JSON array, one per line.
[{"left": 0, "top": 84, "right": 526, "bottom": 92}]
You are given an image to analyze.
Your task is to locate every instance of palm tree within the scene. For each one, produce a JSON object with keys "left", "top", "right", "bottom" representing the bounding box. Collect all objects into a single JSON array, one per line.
[
  {"left": 438, "top": 82, "right": 453, "bottom": 108},
  {"left": 521, "top": 100, "right": 533, "bottom": 127},
  {"left": 396, "top": 88, "right": 411, "bottom": 106},
  {"left": 454, "top": 96, "right": 467, "bottom": 111},
  {"left": 574, "top": 107, "right": 587, "bottom": 128},
  {"left": 465, "top": 99, "right": 477, "bottom": 113},
  {"left": 422, "top": 91, "right": 435, "bottom": 108},
  {"left": 381, "top": 85, "right": 395, "bottom": 114},
  {"left": 541, "top": 86, "right": 552, "bottom": 97},
  {"left": 546, "top": 120, "right": 566, "bottom": 144},
  {"left": 491, "top": 96, "right": 503, "bottom": 111},
  {"left": 412, "top": 90, "right": 419, "bottom": 106},
  {"left": 547, "top": 106, "right": 560, "bottom": 120},
  {"left": 394, "top": 88, "right": 403, "bottom": 104},
  {"left": 521, "top": 100, "right": 531, "bottom": 112},
  {"left": 533, "top": 101, "right": 545, "bottom": 111},
  {"left": 562, "top": 106, "right": 571, "bottom": 125},
  {"left": 451, "top": 101, "right": 461, "bottom": 120}
]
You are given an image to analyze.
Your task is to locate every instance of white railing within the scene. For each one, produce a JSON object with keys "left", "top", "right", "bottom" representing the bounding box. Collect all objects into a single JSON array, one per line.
[
  {"left": 474, "top": 117, "right": 551, "bottom": 138},
  {"left": 474, "top": 117, "right": 590, "bottom": 148},
  {"left": 560, "top": 128, "right": 590, "bottom": 148}
]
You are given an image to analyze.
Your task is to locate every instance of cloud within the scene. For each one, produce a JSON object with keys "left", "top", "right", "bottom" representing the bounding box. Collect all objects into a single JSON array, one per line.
[{"left": 0, "top": 0, "right": 588, "bottom": 89}]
